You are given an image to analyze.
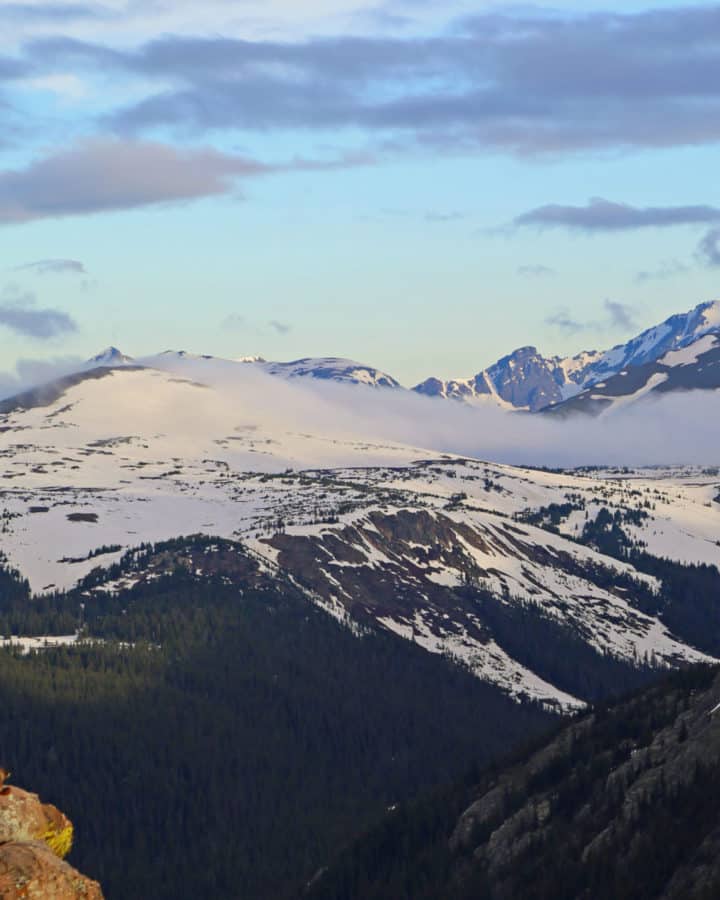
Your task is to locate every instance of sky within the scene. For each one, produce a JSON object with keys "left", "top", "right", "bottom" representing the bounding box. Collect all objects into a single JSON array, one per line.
[{"left": 1, "top": 0, "right": 720, "bottom": 386}]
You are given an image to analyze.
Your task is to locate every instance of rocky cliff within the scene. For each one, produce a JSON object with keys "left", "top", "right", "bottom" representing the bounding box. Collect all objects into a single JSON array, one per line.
[{"left": 0, "top": 776, "right": 102, "bottom": 899}]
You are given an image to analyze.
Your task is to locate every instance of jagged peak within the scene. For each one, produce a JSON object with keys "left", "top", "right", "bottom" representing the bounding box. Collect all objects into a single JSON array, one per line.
[{"left": 413, "top": 298, "right": 720, "bottom": 412}]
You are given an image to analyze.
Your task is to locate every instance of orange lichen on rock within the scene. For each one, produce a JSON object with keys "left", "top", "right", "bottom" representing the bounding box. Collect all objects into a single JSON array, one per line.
[
  {"left": 0, "top": 783, "right": 103, "bottom": 899},
  {"left": 0, "top": 841, "right": 103, "bottom": 899}
]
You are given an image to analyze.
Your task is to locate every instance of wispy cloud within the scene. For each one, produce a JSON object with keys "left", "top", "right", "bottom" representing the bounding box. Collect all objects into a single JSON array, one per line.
[
  {"left": 515, "top": 198, "right": 720, "bottom": 232},
  {"left": 269, "top": 319, "right": 292, "bottom": 335},
  {"left": 0, "top": 4, "right": 103, "bottom": 23},
  {"left": 223, "top": 314, "right": 292, "bottom": 337},
  {"left": 545, "top": 310, "right": 588, "bottom": 334},
  {"left": 223, "top": 314, "right": 246, "bottom": 330},
  {"left": 517, "top": 264, "right": 555, "bottom": 278},
  {"left": 697, "top": 228, "right": 720, "bottom": 267},
  {"left": 15, "top": 258, "right": 87, "bottom": 275},
  {"left": 546, "top": 299, "right": 636, "bottom": 335},
  {"left": 0, "top": 286, "right": 78, "bottom": 339},
  {"left": 424, "top": 210, "right": 467, "bottom": 223},
  {"left": 603, "top": 298, "right": 636, "bottom": 331},
  {"left": 635, "top": 259, "right": 688, "bottom": 283}
]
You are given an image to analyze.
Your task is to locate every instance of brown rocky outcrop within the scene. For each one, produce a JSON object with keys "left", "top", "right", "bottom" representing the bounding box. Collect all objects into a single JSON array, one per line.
[{"left": 0, "top": 782, "right": 103, "bottom": 899}]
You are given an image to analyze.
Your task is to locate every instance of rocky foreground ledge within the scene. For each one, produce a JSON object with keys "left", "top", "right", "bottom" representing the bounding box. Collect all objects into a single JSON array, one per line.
[{"left": 0, "top": 776, "right": 103, "bottom": 898}]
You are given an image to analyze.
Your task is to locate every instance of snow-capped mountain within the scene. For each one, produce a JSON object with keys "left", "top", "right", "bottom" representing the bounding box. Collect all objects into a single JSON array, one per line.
[
  {"left": 79, "top": 301, "right": 720, "bottom": 413},
  {"left": 547, "top": 332, "right": 720, "bottom": 416},
  {"left": 256, "top": 357, "right": 400, "bottom": 388},
  {"left": 87, "top": 350, "right": 400, "bottom": 391},
  {"left": 85, "top": 346, "right": 134, "bottom": 368},
  {"left": 414, "top": 300, "right": 720, "bottom": 412}
]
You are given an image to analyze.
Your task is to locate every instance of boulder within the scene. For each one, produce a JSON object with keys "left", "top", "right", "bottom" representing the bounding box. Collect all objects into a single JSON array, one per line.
[{"left": 0, "top": 782, "right": 103, "bottom": 898}]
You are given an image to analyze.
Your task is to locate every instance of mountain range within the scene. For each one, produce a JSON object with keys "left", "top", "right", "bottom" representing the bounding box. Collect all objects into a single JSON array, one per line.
[
  {"left": 1, "top": 340, "right": 719, "bottom": 710},
  {"left": 79, "top": 299, "right": 720, "bottom": 415},
  {"left": 2, "top": 298, "right": 720, "bottom": 898},
  {"left": 414, "top": 299, "right": 720, "bottom": 412}
]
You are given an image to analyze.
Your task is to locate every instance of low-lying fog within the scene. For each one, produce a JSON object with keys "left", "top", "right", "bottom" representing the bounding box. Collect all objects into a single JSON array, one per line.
[
  {"left": 145, "top": 355, "right": 720, "bottom": 469},
  {"left": 2, "top": 353, "right": 718, "bottom": 469}
]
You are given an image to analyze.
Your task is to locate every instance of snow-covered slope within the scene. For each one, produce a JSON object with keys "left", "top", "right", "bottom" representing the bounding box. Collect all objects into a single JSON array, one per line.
[
  {"left": 547, "top": 332, "right": 720, "bottom": 416},
  {"left": 103, "top": 351, "right": 402, "bottom": 390},
  {"left": 257, "top": 357, "right": 400, "bottom": 388},
  {"left": 1, "top": 356, "right": 719, "bottom": 712},
  {"left": 414, "top": 300, "right": 720, "bottom": 412}
]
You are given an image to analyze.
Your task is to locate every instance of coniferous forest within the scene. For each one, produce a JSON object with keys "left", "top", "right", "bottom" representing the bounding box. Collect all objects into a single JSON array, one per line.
[
  {"left": 0, "top": 549, "right": 552, "bottom": 899},
  {"left": 306, "top": 664, "right": 720, "bottom": 900}
]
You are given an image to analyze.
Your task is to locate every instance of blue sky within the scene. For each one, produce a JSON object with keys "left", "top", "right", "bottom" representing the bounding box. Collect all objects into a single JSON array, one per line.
[{"left": 1, "top": 0, "right": 720, "bottom": 386}]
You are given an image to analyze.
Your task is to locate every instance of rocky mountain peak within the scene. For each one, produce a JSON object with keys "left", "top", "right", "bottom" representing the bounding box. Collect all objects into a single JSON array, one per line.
[
  {"left": 487, "top": 345, "right": 567, "bottom": 411},
  {"left": 86, "top": 347, "right": 134, "bottom": 368},
  {"left": 412, "top": 298, "right": 720, "bottom": 412}
]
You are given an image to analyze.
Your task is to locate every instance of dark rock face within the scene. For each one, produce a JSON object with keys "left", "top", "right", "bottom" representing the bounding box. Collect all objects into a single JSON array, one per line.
[
  {"left": 412, "top": 346, "right": 574, "bottom": 411},
  {"left": 486, "top": 346, "right": 567, "bottom": 411},
  {"left": 447, "top": 668, "right": 720, "bottom": 899},
  {"left": 413, "top": 376, "right": 453, "bottom": 398},
  {"left": 414, "top": 372, "right": 493, "bottom": 401}
]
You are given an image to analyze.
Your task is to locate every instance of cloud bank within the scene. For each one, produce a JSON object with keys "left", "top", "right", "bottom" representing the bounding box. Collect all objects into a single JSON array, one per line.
[
  {"left": 0, "top": 139, "right": 271, "bottom": 225},
  {"left": 137, "top": 354, "right": 720, "bottom": 468},
  {"left": 20, "top": 6, "right": 720, "bottom": 156},
  {"left": 0, "top": 138, "right": 373, "bottom": 225},
  {"left": 1, "top": 351, "right": 717, "bottom": 467}
]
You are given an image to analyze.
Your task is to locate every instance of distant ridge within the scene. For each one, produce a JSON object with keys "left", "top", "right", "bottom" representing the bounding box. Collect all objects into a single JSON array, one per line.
[
  {"left": 413, "top": 299, "right": 720, "bottom": 411},
  {"left": 71, "top": 298, "right": 720, "bottom": 415}
]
